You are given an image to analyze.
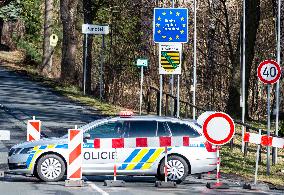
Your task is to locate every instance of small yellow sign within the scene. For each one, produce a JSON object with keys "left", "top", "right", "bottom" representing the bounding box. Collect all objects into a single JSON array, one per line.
[{"left": 50, "top": 34, "right": 58, "bottom": 47}]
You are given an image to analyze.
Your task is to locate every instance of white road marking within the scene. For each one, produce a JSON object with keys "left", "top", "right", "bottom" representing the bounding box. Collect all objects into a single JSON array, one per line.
[
  {"left": 84, "top": 177, "right": 109, "bottom": 195},
  {"left": 87, "top": 182, "right": 109, "bottom": 195}
]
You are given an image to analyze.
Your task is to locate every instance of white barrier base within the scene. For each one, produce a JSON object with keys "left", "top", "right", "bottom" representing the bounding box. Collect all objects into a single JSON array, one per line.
[
  {"left": 104, "top": 180, "right": 125, "bottom": 187},
  {"left": 155, "top": 181, "right": 177, "bottom": 188},
  {"left": 65, "top": 179, "right": 84, "bottom": 187}
]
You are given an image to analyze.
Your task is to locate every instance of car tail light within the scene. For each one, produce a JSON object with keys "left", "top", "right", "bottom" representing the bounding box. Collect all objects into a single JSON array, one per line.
[{"left": 204, "top": 141, "right": 217, "bottom": 152}]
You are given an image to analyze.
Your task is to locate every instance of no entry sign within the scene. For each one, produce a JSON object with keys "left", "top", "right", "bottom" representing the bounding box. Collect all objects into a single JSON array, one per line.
[
  {"left": 257, "top": 60, "right": 281, "bottom": 85},
  {"left": 202, "top": 112, "right": 235, "bottom": 145}
]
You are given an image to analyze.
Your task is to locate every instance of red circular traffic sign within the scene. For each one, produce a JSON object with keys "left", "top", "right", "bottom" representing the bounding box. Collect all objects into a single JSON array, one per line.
[
  {"left": 257, "top": 59, "right": 281, "bottom": 85},
  {"left": 202, "top": 112, "right": 235, "bottom": 145}
]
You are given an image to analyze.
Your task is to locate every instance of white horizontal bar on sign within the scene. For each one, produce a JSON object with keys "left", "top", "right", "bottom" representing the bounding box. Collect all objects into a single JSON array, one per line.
[
  {"left": 82, "top": 24, "right": 109, "bottom": 35},
  {"left": 249, "top": 133, "right": 261, "bottom": 145},
  {"left": 0, "top": 130, "right": 10, "bottom": 140},
  {"left": 272, "top": 137, "right": 284, "bottom": 148}
]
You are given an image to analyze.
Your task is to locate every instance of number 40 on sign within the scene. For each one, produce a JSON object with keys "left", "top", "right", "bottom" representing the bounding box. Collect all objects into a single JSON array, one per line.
[{"left": 257, "top": 59, "right": 281, "bottom": 85}]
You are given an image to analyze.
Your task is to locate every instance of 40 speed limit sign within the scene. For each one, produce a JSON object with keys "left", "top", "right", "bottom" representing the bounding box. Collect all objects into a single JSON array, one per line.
[{"left": 257, "top": 59, "right": 281, "bottom": 84}]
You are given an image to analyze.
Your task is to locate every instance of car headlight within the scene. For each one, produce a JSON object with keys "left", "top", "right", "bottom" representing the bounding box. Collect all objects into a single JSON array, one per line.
[{"left": 19, "top": 147, "right": 34, "bottom": 154}]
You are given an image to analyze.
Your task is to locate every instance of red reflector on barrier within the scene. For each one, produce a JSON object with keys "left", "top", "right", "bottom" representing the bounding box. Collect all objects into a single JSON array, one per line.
[
  {"left": 159, "top": 136, "right": 171, "bottom": 147},
  {"left": 244, "top": 132, "right": 250, "bottom": 142},
  {"left": 112, "top": 138, "right": 124, "bottom": 148},
  {"left": 261, "top": 135, "right": 272, "bottom": 146},
  {"left": 94, "top": 138, "right": 100, "bottom": 148},
  {"left": 136, "top": 137, "right": 148, "bottom": 147},
  {"left": 183, "top": 136, "right": 189, "bottom": 146}
]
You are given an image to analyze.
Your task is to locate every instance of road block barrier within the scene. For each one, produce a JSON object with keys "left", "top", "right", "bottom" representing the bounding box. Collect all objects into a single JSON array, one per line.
[
  {"left": 93, "top": 136, "right": 191, "bottom": 149},
  {"left": 95, "top": 136, "right": 193, "bottom": 188},
  {"left": 65, "top": 127, "right": 84, "bottom": 187},
  {"left": 243, "top": 132, "right": 284, "bottom": 148},
  {"left": 27, "top": 116, "right": 41, "bottom": 141}
]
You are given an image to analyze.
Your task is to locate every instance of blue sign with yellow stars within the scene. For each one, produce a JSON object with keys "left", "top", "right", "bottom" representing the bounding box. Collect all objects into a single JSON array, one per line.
[{"left": 153, "top": 8, "right": 188, "bottom": 43}]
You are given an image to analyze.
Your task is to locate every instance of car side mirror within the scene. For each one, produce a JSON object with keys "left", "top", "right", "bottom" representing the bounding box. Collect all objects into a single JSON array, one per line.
[{"left": 83, "top": 133, "right": 91, "bottom": 141}]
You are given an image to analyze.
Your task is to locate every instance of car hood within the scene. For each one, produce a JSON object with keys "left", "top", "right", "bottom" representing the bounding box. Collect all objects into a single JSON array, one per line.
[{"left": 12, "top": 137, "right": 68, "bottom": 149}]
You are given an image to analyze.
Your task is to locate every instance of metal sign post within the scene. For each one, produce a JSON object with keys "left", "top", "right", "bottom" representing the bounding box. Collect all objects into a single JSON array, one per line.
[
  {"left": 274, "top": 0, "right": 281, "bottom": 164},
  {"left": 140, "top": 66, "right": 144, "bottom": 115},
  {"left": 193, "top": 0, "right": 197, "bottom": 120},
  {"left": 241, "top": 0, "right": 246, "bottom": 153},
  {"left": 257, "top": 59, "right": 281, "bottom": 176},
  {"left": 81, "top": 24, "right": 109, "bottom": 96},
  {"left": 136, "top": 59, "right": 148, "bottom": 115},
  {"left": 177, "top": 75, "right": 180, "bottom": 118},
  {"left": 83, "top": 33, "right": 88, "bottom": 95},
  {"left": 267, "top": 84, "right": 271, "bottom": 175},
  {"left": 159, "top": 75, "right": 163, "bottom": 116}
]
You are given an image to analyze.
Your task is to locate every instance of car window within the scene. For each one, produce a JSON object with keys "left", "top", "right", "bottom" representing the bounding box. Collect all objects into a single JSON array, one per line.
[
  {"left": 157, "top": 122, "right": 170, "bottom": 136},
  {"left": 87, "top": 121, "right": 123, "bottom": 139},
  {"left": 167, "top": 122, "right": 200, "bottom": 137},
  {"left": 127, "top": 121, "right": 157, "bottom": 137}
]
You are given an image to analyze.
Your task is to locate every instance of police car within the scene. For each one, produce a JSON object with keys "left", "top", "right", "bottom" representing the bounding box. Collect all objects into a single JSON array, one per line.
[{"left": 8, "top": 113, "right": 217, "bottom": 182}]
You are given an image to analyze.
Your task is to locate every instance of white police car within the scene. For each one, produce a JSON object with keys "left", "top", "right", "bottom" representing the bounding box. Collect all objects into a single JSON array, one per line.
[{"left": 8, "top": 114, "right": 217, "bottom": 182}]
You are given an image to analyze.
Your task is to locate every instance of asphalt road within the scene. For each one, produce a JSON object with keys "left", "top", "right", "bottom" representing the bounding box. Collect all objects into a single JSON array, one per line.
[{"left": 0, "top": 65, "right": 283, "bottom": 195}]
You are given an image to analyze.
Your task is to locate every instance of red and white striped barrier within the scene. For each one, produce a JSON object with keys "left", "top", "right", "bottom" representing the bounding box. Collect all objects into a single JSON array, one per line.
[
  {"left": 67, "top": 128, "right": 83, "bottom": 180},
  {"left": 27, "top": 116, "right": 41, "bottom": 141},
  {"left": 93, "top": 136, "right": 191, "bottom": 148},
  {"left": 244, "top": 132, "right": 284, "bottom": 148}
]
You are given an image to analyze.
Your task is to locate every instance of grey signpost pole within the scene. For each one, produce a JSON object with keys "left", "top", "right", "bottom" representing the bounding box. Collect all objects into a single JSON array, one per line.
[
  {"left": 267, "top": 84, "right": 271, "bottom": 175},
  {"left": 274, "top": 0, "right": 281, "bottom": 164},
  {"left": 241, "top": 0, "right": 246, "bottom": 153},
  {"left": 83, "top": 33, "right": 88, "bottom": 95},
  {"left": 192, "top": 0, "right": 197, "bottom": 120},
  {"left": 177, "top": 75, "right": 180, "bottom": 118},
  {"left": 139, "top": 66, "right": 144, "bottom": 115},
  {"left": 170, "top": 75, "right": 174, "bottom": 116},
  {"left": 100, "top": 35, "right": 105, "bottom": 101},
  {"left": 159, "top": 75, "right": 163, "bottom": 116}
]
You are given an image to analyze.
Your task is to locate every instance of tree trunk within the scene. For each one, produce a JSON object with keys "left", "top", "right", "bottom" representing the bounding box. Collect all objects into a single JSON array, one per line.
[
  {"left": 0, "top": 18, "right": 3, "bottom": 45},
  {"left": 83, "top": 0, "right": 95, "bottom": 94},
  {"left": 226, "top": 0, "right": 260, "bottom": 119},
  {"left": 41, "top": 0, "right": 53, "bottom": 76},
  {"left": 244, "top": 0, "right": 260, "bottom": 119},
  {"left": 60, "top": 0, "right": 79, "bottom": 84}
]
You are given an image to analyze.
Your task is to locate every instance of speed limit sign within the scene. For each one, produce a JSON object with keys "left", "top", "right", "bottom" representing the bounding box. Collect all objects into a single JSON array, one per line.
[{"left": 257, "top": 59, "right": 281, "bottom": 84}]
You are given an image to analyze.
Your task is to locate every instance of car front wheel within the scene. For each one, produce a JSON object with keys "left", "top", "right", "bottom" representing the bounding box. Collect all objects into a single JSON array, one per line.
[
  {"left": 158, "top": 155, "right": 189, "bottom": 183},
  {"left": 36, "top": 154, "right": 66, "bottom": 182}
]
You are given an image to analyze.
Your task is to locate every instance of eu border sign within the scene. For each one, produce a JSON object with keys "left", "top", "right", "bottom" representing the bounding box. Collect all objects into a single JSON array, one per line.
[{"left": 153, "top": 8, "right": 188, "bottom": 43}]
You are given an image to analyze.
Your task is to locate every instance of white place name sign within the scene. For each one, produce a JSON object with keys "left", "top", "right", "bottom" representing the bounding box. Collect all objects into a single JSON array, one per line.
[{"left": 82, "top": 24, "right": 109, "bottom": 35}]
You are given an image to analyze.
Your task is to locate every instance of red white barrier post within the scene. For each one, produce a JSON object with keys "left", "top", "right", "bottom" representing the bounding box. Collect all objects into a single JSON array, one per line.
[
  {"left": 164, "top": 146, "right": 168, "bottom": 183},
  {"left": 243, "top": 130, "right": 284, "bottom": 184},
  {"left": 27, "top": 116, "right": 41, "bottom": 141},
  {"left": 65, "top": 126, "right": 84, "bottom": 187},
  {"left": 202, "top": 112, "right": 235, "bottom": 189},
  {"left": 103, "top": 138, "right": 126, "bottom": 187}
]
